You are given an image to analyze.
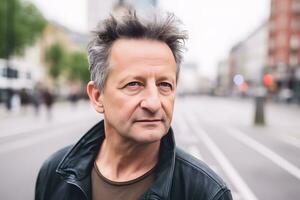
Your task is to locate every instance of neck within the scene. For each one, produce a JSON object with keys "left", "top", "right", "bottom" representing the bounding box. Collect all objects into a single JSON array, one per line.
[{"left": 95, "top": 135, "right": 160, "bottom": 182}]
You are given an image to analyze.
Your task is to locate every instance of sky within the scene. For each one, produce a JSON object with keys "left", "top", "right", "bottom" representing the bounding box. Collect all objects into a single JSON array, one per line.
[{"left": 28, "top": 0, "right": 270, "bottom": 79}]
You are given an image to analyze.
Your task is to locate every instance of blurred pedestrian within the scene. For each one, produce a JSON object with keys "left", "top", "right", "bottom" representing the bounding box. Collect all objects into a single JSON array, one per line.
[
  {"left": 35, "top": 10, "right": 232, "bottom": 200},
  {"left": 20, "top": 88, "right": 31, "bottom": 114},
  {"left": 42, "top": 88, "right": 54, "bottom": 119},
  {"left": 5, "top": 88, "right": 13, "bottom": 112},
  {"left": 68, "top": 90, "right": 79, "bottom": 108},
  {"left": 32, "top": 85, "right": 42, "bottom": 116}
]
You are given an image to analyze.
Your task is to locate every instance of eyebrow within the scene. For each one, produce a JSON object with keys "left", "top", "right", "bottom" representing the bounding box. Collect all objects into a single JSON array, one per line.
[
  {"left": 118, "top": 75, "right": 144, "bottom": 86},
  {"left": 156, "top": 76, "right": 176, "bottom": 84}
]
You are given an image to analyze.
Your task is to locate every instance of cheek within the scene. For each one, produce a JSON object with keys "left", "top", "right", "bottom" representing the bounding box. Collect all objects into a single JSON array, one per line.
[
  {"left": 104, "top": 91, "right": 126, "bottom": 110},
  {"left": 105, "top": 93, "right": 141, "bottom": 118},
  {"left": 162, "top": 96, "right": 175, "bottom": 117}
]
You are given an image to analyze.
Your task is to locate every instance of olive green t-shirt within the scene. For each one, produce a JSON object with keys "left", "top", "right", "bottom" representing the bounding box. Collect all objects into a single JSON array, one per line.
[{"left": 91, "top": 162, "right": 155, "bottom": 200}]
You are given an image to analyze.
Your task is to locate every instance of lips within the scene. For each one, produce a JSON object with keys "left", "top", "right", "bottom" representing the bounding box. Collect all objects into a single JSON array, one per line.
[{"left": 135, "top": 119, "right": 162, "bottom": 123}]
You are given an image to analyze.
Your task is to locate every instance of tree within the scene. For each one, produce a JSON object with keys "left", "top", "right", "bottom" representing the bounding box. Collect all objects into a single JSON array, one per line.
[
  {"left": 45, "top": 44, "right": 90, "bottom": 84},
  {"left": 66, "top": 51, "right": 90, "bottom": 84},
  {"left": 45, "top": 43, "right": 67, "bottom": 80},
  {"left": 0, "top": 0, "right": 46, "bottom": 58}
]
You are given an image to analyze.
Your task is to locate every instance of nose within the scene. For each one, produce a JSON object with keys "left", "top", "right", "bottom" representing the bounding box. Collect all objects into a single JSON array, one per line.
[{"left": 140, "top": 85, "right": 161, "bottom": 113}]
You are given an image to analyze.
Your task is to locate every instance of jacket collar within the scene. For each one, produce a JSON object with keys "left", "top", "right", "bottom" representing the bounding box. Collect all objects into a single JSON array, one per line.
[
  {"left": 145, "top": 126, "right": 176, "bottom": 200},
  {"left": 56, "top": 120, "right": 176, "bottom": 200}
]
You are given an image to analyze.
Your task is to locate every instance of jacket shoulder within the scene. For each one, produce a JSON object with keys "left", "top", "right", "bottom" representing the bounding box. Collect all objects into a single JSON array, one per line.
[
  {"left": 41, "top": 145, "right": 72, "bottom": 173},
  {"left": 174, "top": 147, "right": 232, "bottom": 200},
  {"left": 35, "top": 145, "right": 73, "bottom": 200}
]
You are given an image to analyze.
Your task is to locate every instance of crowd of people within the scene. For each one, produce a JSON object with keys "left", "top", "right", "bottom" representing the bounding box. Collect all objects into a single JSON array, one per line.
[{"left": 4, "top": 87, "right": 54, "bottom": 117}]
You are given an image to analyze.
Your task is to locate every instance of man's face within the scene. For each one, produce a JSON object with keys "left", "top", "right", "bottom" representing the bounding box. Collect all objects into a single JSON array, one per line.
[{"left": 101, "top": 39, "right": 177, "bottom": 144}]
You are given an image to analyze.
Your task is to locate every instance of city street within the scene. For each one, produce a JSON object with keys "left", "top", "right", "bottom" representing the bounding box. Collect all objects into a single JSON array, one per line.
[{"left": 1, "top": 97, "right": 300, "bottom": 200}]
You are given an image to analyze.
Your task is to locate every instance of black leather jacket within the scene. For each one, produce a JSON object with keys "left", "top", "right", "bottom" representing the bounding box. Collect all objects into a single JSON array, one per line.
[{"left": 35, "top": 120, "right": 232, "bottom": 200}]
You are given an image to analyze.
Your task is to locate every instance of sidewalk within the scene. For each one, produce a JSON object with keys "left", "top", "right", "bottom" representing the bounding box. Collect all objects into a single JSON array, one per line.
[
  {"left": 0, "top": 101, "right": 87, "bottom": 119},
  {"left": 0, "top": 100, "right": 100, "bottom": 139}
]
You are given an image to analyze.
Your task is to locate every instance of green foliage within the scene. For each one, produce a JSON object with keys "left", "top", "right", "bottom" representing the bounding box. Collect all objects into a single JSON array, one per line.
[
  {"left": 0, "top": 0, "right": 47, "bottom": 58},
  {"left": 0, "top": 0, "right": 6, "bottom": 56},
  {"left": 45, "top": 43, "right": 90, "bottom": 83},
  {"left": 67, "top": 51, "right": 90, "bottom": 84},
  {"left": 46, "top": 43, "right": 67, "bottom": 80}
]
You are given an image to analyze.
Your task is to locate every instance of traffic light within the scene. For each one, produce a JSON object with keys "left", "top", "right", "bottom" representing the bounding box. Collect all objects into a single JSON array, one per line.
[{"left": 263, "top": 74, "right": 273, "bottom": 87}]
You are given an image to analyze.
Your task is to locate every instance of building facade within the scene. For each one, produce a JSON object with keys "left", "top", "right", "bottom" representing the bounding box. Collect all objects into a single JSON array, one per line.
[
  {"left": 87, "top": 0, "right": 158, "bottom": 31},
  {"left": 0, "top": 22, "right": 88, "bottom": 104},
  {"left": 268, "top": 0, "right": 300, "bottom": 101},
  {"left": 226, "top": 22, "right": 269, "bottom": 96}
]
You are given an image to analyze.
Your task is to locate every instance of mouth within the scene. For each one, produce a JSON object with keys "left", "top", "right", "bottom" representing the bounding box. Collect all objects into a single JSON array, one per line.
[{"left": 135, "top": 119, "right": 163, "bottom": 123}]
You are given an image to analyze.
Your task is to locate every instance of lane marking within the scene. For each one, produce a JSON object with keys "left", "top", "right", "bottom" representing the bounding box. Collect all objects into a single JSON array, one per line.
[
  {"left": 276, "top": 134, "right": 300, "bottom": 149},
  {"left": 185, "top": 114, "right": 258, "bottom": 200},
  {"left": 226, "top": 127, "right": 300, "bottom": 180}
]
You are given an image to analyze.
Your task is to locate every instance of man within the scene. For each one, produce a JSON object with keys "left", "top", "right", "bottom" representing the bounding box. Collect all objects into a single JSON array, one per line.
[{"left": 35, "top": 10, "right": 232, "bottom": 200}]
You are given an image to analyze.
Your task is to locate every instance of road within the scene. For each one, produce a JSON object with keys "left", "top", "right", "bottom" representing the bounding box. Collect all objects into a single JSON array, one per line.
[{"left": 0, "top": 97, "right": 300, "bottom": 200}]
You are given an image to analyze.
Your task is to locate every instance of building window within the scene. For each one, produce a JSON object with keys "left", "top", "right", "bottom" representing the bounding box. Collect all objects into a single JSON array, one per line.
[
  {"left": 290, "top": 35, "right": 300, "bottom": 49},
  {"left": 268, "top": 56, "right": 275, "bottom": 66},
  {"left": 26, "top": 72, "right": 31, "bottom": 80},
  {"left": 289, "top": 54, "right": 299, "bottom": 66},
  {"left": 292, "top": 0, "right": 300, "bottom": 12},
  {"left": 291, "top": 19, "right": 300, "bottom": 30},
  {"left": 3, "top": 67, "right": 18, "bottom": 79},
  {"left": 276, "top": 50, "right": 288, "bottom": 63},
  {"left": 274, "top": 14, "right": 289, "bottom": 31},
  {"left": 276, "top": 32, "right": 288, "bottom": 47},
  {"left": 278, "top": 0, "right": 290, "bottom": 12},
  {"left": 270, "top": 21, "right": 277, "bottom": 32},
  {"left": 269, "top": 38, "right": 276, "bottom": 50}
]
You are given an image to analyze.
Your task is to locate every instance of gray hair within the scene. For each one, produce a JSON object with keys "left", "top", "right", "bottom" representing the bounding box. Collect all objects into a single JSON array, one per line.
[{"left": 87, "top": 10, "right": 188, "bottom": 90}]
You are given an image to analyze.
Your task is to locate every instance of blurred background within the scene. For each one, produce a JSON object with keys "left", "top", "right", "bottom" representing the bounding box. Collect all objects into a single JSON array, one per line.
[{"left": 0, "top": 0, "right": 300, "bottom": 200}]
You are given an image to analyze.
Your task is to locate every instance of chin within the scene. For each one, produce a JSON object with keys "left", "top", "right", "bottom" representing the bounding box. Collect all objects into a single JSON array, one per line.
[{"left": 132, "top": 129, "right": 167, "bottom": 144}]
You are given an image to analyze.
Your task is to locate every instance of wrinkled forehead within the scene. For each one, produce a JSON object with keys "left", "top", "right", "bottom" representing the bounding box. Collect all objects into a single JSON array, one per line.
[
  {"left": 105, "top": 39, "right": 177, "bottom": 81},
  {"left": 109, "top": 39, "right": 176, "bottom": 66}
]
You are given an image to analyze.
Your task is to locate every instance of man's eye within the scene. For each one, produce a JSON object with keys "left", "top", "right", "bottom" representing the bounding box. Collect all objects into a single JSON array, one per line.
[
  {"left": 158, "top": 82, "right": 173, "bottom": 90},
  {"left": 126, "top": 82, "right": 143, "bottom": 88}
]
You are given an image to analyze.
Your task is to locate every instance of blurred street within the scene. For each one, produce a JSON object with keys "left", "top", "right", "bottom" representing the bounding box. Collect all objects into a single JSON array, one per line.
[{"left": 0, "top": 96, "right": 300, "bottom": 200}]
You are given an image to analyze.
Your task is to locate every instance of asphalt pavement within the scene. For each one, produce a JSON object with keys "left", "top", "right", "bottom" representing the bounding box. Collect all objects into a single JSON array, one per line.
[{"left": 173, "top": 96, "right": 300, "bottom": 200}]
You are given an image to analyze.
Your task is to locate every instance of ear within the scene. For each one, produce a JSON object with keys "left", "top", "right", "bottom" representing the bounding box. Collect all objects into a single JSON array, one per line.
[{"left": 87, "top": 81, "right": 104, "bottom": 113}]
